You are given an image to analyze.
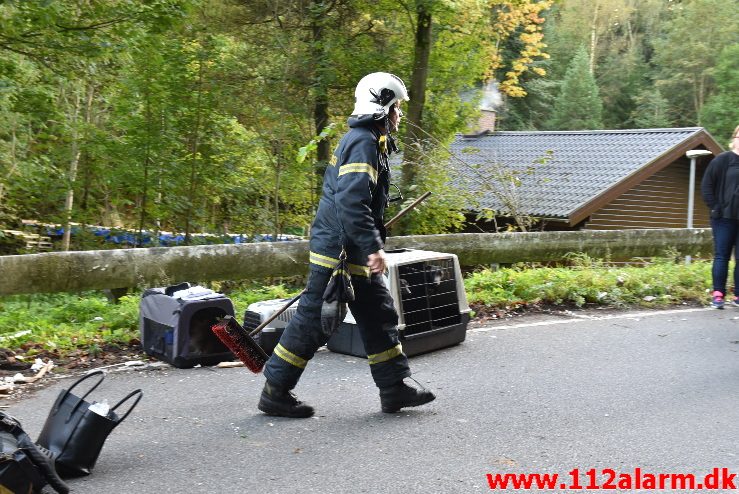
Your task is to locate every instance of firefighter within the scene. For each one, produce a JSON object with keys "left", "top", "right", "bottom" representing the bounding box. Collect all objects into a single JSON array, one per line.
[{"left": 258, "top": 72, "right": 436, "bottom": 418}]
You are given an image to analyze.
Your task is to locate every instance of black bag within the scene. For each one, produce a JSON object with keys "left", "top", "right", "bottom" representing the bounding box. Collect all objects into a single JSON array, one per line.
[
  {"left": 321, "top": 250, "right": 356, "bottom": 337},
  {"left": 37, "top": 370, "right": 143, "bottom": 478},
  {"left": 0, "top": 411, "right": 69, "bottom": 494}
]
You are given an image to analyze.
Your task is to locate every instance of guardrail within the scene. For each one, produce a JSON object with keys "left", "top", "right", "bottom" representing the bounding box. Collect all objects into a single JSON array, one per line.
[{"left": 0, "top": 228, "right": 713, "bottom": 296}]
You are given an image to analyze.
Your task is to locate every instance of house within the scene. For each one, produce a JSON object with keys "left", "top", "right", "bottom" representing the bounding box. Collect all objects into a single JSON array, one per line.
[{"left": 446, "top": 127, "right": 724, "bottom": 231}]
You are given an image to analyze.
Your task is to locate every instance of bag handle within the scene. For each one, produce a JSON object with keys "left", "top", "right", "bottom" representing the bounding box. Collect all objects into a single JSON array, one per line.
[
  {"left": 55, "top": 370, "right": 105, "bottom": 416},
  {"left": 20, "top": 436, "right": 70, "bottom": 494},
  {"left": 110, "top": 389, "right": 143, "bottom": 424}
]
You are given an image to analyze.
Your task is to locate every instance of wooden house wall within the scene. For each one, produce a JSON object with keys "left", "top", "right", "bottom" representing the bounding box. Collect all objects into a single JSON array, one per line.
[{"left": 582, "top": 159, "right": 710, "bottom": 230}]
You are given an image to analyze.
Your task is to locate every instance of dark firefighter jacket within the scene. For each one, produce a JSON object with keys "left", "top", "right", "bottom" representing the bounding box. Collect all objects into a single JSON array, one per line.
[{"left": 309, "top": 115, "right": 391, "bottom": 277}]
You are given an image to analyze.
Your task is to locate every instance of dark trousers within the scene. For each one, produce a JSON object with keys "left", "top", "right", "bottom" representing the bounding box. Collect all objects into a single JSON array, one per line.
[
  {"left": 263, "top": 269, "right": 411, "bottom": 390},
  {"left": 710, "top": 217, "right": 739, "bottom": 296}
]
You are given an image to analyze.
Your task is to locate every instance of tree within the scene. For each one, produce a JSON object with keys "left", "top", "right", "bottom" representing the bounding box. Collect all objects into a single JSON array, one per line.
[
  {"left": 533, "top": 0, "right": 668, "bottom": 130},
  {"left": 700, "top": 43, "right": 739, "bottom": 145},
  {"left": 0, "top": 1, "right": 189, "bottom": 68},
  {"left": 398, "top": 0, "right": 553, "bottom": 232},
  {"left": 547, "top": 45, "right": 603, "bottom": 130},
  {"left": 630, "top": 88, "right": 671, "bottom": 129},
  {"left": 653, "top": 0, "right": 739, "bottom": 126},
  {"left": 0, "top": 0, "right": 194, "bottom": 246}
]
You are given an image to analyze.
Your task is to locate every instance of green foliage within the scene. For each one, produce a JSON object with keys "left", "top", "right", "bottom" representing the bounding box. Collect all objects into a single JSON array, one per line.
[
  {"left": 506, "top": 0, "right": 739, "bottom": 133},
  {"left": 0, "top": 283, "right": 303, "bottom": 357},
  {"left": 653, "top": 0, "right": 739, "bottom": 125},
  {"left": 226, "top": 284, "right": 302, "bottom": 309},
  {"left": 0, "top": 293, "right": 140, "bottom": 354},
  {"left": 630, "top": 88, "right": 672, "bottom": 129},
  {"left": 598, "top": 44, "right": 653, "bottom": 129},
  {"left": 297, "top": 123, "right": 337, "bottom": 164},
  {"left": 498, "top": 77, "right": 558, "bottom": 131},
  {"left": 1, "top": 0, "right": 736, "bottom": 241},
  {"left": 546, "top": 45, "right": 603, "bottom": 130},
  {"left": 700, "top": 43, "right": 739, "bottom": 145},
  {"left": 388, "top": 144, "right": 468, "bottom": 235},
  {"left": 465, "top": 256, "right": 712, "bottom": 309}
]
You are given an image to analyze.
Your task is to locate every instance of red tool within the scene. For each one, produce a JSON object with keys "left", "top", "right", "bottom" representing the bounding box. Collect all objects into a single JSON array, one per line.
[{"left": 211, "top": 291, "right": 302, "bottom": 373}]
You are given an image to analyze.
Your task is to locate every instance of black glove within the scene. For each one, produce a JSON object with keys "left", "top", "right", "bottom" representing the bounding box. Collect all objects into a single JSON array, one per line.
[{"left": 320, "top": 256, "right": 356, "bottom": 337}]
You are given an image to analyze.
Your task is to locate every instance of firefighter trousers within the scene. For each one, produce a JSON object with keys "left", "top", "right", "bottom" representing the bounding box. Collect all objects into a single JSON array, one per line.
[{"left": 263, "top": 268, "right": 411, "bottom": 390}]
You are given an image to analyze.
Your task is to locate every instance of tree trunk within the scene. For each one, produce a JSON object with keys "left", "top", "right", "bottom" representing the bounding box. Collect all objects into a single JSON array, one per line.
[
  {"left": 61, "top": 81, "right": 95, "bottom": 251},
  {"left": 138, "top": 78, "right": 152, "bottom": 247},
  {"left": 273, "top": 160, "right": 282, "bottom": 241},
  {"left": 399, "top": 1, "right": 433, "bottom": 233},
  {"left": 184, "top": 56, "right": 205, "bottom": 245},
  {"left": 0, "top": 119, "right": 18, "bottom": 206},
  {"left": 589, "top": 1, "right": 600, "bottom": 75},
  {"left": 311, "top": 0, "right": 331, "bottom": 165},
  {"left": 61, "top": 86, "right": 82, "bottom": 251}
]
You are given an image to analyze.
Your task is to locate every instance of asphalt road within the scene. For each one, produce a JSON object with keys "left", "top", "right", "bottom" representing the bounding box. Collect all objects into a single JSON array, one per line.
[{"left": 6, "top": 307, "right": 739, "bottom": 493}]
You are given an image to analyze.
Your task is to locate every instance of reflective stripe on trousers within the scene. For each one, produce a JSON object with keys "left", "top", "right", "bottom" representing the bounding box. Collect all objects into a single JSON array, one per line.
[{"left": 263, "top": 268, "right": 411, "bottom": 389}]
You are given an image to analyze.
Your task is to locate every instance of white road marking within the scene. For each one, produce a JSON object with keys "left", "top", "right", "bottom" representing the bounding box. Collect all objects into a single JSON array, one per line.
[{"left": 469, "top": 307, "right": 709, "bottom": 333}]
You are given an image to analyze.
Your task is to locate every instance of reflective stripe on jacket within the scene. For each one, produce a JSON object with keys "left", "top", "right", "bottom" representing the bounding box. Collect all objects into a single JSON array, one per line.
[{"left": 309, "top": 115, "right": 390, "bottom": 273}]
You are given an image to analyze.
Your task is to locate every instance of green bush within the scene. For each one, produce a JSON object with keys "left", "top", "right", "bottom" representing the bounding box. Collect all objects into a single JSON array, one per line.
[{"left": 464, "top": 257, "right": 712, "bottom": 309}]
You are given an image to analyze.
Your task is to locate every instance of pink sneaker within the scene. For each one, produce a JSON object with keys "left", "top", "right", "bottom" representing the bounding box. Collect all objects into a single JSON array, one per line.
[{"left": 711, "top": 290, "right": 725, "bottom": 309}]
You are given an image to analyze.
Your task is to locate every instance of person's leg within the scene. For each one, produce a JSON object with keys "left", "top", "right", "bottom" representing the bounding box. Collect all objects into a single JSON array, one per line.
[
  {"left": 259, "top": 269, "right": 332, "bottom": 417},
  {"left": 711, "top": 218, "right": 735, "bottom": 308},
  {"left": 732, "top": 219, "right": 739, "bottom": 305},
  {"left": 348, "top": 274, "right": 435, "bottom": 413}
]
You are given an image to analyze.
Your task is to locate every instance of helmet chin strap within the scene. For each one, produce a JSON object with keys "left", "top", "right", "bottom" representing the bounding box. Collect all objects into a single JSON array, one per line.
[
  {"left": 383, "top": 114, "right": 399, "bottom": 154},
  {"left": 377, "top": 105, "right": 401, "bottom": 154},
  {"left": 388, "top": 133, "right": 399, "bottom": 154}
]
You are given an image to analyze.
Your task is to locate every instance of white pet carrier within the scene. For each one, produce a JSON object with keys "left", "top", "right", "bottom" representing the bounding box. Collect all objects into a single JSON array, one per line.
[
  {"left": 328, "top": 248, "right": 470, "bottom": 357},
  {"left": 243, "top": 249, "right": 470, "bottom": 358}
]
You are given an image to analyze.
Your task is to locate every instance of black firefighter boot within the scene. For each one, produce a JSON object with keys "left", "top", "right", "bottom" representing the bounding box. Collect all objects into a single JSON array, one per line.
[
  {"left": 258, "top": 381, "right": 315, "bottom": 418},
  {"left": 379, "top": 378, "right": 436, "bottom": 413}
]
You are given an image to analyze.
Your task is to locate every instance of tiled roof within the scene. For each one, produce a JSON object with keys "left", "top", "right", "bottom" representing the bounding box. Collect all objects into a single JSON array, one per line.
[{"left": 441, "top": 127, "right": 707, "bottom": 219}]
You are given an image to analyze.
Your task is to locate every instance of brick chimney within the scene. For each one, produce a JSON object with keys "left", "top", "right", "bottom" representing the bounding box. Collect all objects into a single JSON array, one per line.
[
  {"left": 468, "top": 80, "right": 500, "bottom": 134},
  {"left": 478, "top": 109, "right": 497, "bottom": 133}
]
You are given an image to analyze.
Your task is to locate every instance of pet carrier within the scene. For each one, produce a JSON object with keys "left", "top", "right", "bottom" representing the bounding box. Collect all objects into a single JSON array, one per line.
[
  {"left": 139, "top": 283, "right": 234, "bottom": 368},
  {"left": 242, "top": 298, "right": 300, "bottom": 355},
  {"left": 327, "top": 248, "right": 470, "bottom": 357},
  {"left": 243, "top": 249, "right": 470, "bottom": 359}
]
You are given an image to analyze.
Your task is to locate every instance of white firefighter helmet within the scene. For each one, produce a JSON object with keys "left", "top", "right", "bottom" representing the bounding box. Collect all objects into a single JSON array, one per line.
[{"left": 351, "top": 72, "right": 409, "bottom": 118}]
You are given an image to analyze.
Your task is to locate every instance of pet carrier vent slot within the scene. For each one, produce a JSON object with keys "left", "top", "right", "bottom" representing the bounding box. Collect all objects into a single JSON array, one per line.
[
  {"left": 243, "top": 311, "right": 262, "bottom": 331},
  {"left": 398, "top": 259, "right": 461, "bottom": 336}
]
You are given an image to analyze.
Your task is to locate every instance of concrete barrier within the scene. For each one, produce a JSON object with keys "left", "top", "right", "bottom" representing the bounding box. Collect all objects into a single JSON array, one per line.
[{"left": 0, "top": 228, "right": 713, "bottom": 295}]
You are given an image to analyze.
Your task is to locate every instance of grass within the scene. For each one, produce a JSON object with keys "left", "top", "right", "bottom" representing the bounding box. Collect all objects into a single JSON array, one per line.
[
  {"left": 0, "top": 293, "right": 141, "bottom": 358},
  {"left": 0, "top": 256, "right": 715, "bottom": 360},
  {"left": 465, "top": 255, "right": 712, "bottom": 310}
]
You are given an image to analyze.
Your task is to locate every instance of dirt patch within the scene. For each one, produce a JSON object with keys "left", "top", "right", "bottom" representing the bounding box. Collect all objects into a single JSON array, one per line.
[{"left": 0, "top": 342, "right": 152, "bottom": 403}]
